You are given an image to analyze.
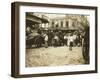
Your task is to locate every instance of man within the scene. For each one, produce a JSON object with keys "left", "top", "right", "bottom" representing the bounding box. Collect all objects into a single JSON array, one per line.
[
  {"left": 68, "top": 33, "right": 74, "bottom": 51},
  {"left": 44, "top": 33, "right": 48, "bottom": 48},
  {"left": 54, "top": 34, "right": 59, "bottom": 47},
  {"left": 64, "top": 34, "right": 68, "bottom": 46},
  {"left": 73, "top": 33, "right": 77, "bottom": 46}
]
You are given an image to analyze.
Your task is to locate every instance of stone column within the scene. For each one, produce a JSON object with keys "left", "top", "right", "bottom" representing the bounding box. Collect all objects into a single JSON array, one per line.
[
  {"left": 68, "top": 19, "right": 72, "bottom": 28},
  {"left": 63, "top": 19, "right": 66, "bottom": 27}
]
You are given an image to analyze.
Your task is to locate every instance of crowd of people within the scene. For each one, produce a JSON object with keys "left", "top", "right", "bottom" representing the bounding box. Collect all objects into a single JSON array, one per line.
[
  {"left": 43, "top": 30, "right": 83, "bottom": 50},
  {"left": 26, "top": 29, "right": 84, "bottom": 50}
]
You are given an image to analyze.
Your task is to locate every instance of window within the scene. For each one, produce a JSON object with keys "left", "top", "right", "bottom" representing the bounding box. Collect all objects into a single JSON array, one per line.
[
  {"left": 72, "top": 21, "right": 75, "bottom": 27},
  {"left": 66, "top": 21, "right": 69, "bottom": 27},
  {"left": 61, "top": 21, "right": 63, "bottom": 27}
]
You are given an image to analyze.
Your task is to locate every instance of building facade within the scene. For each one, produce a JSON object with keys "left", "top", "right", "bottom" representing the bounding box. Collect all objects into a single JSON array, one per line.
[
  {"left": 26, "top": 13, "right": 89, "bottom": 32},
  {"left": 48, "top": 14, "right": 88, "bottom": 31}
]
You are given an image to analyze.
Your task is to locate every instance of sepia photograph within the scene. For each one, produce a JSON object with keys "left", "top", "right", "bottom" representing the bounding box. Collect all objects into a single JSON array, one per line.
[
  {"left": 11, "top": 2, "right": 97, "bottom": 77},
  {"left": 25, "top": 12, "right": 90, "bottom": 67}
]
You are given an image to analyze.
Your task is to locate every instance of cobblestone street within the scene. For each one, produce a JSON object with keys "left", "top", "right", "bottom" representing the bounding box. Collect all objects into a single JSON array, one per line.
[{"left": 26, "top": 46, "right": 85, "bottom": 67}]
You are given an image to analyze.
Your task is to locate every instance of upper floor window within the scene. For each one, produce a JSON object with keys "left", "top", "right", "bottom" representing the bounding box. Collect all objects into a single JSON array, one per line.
[
  {"left": 61, "top": 21, "right": 63, "bottom": 27},
  {"left": 66, "top": 21, "right": 69, "bottom": 27}
]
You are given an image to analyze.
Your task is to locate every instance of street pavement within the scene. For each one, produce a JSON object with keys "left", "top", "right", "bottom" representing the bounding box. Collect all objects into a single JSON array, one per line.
[{"left": 26, "top": 46, "right": 85, "bottom": 67}]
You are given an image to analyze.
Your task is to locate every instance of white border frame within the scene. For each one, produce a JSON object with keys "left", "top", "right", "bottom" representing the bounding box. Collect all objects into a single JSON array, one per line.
[{"left": 19, "top": 5, "right": 96, "bottom": 75}]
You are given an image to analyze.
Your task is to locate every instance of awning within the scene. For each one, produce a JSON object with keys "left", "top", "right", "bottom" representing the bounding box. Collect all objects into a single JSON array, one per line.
[{"left": 26, "top": 13, "right": 49, "bottom": 24}]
